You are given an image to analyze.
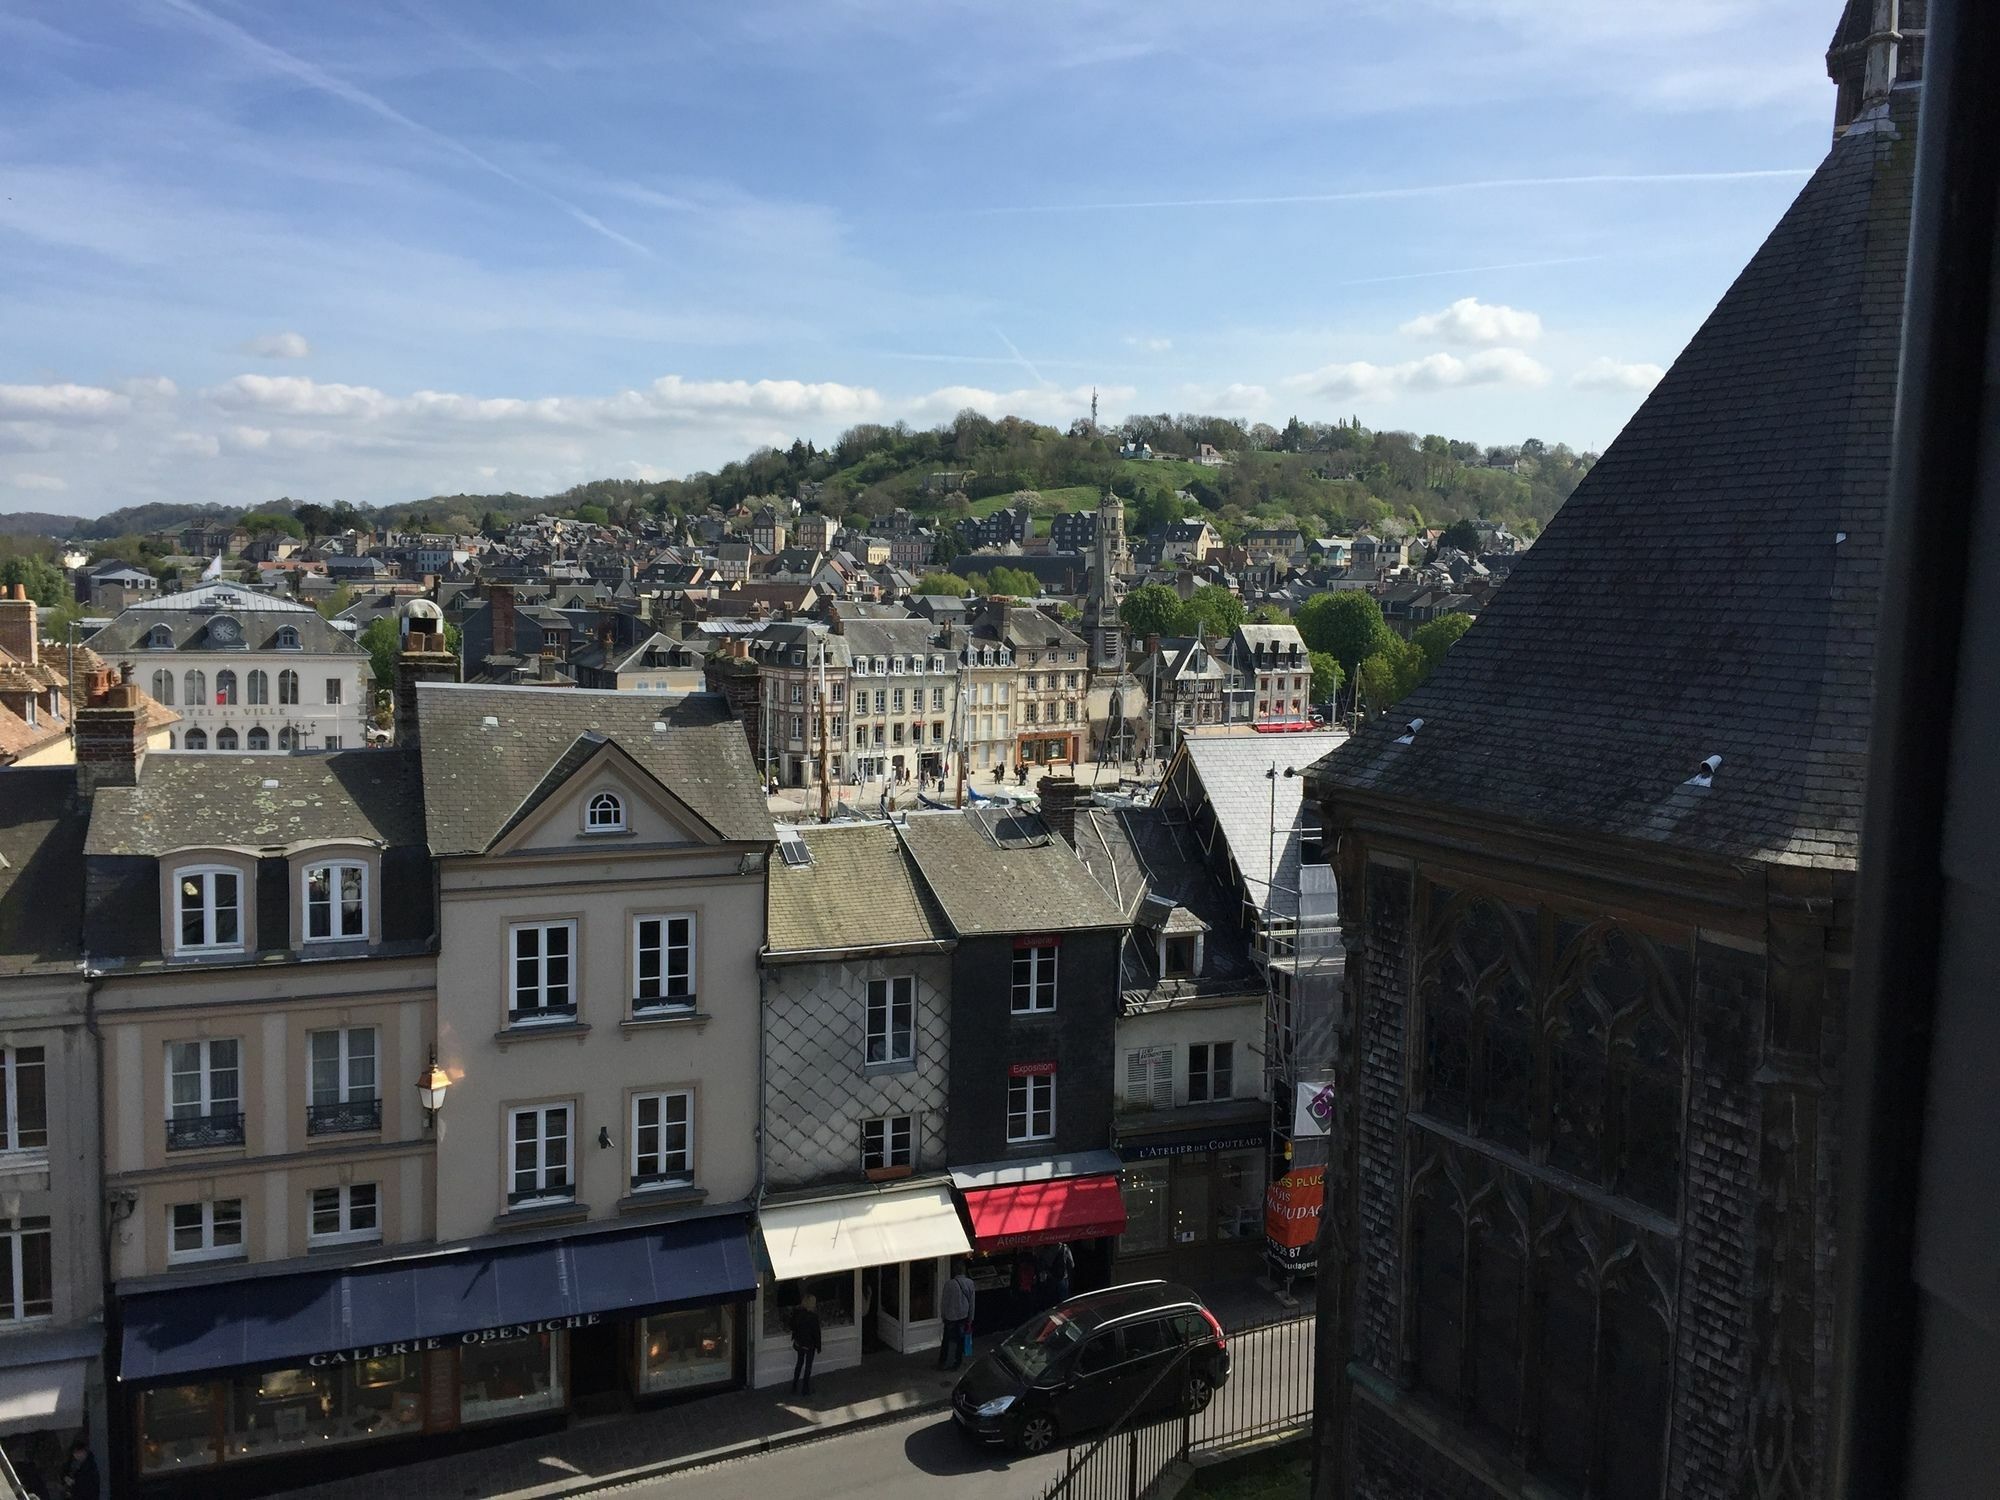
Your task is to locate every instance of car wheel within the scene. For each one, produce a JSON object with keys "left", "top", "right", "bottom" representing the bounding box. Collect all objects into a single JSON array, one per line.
[
  {"left": 1017, "top": 1412, "right": 1058, "bottom": 1453},
  {"left": 1182, "top": 1372, "right": 1215, "bottom": 1414}
]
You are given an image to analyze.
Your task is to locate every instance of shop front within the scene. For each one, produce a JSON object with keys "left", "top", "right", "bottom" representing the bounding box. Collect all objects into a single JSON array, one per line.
[
  {"left": 751, "top": 1181, "right": 970, "bottom": 1387},
  {"left": 0, "top": 1327, "right": 101, "bottom": 1492},
  {"left": 1014, "top": 733, "right": 1080, "bottom": 771},
  {"left": 950, "top": 1154, "right": 1127, "bottom": 1335},
  {"left": 1113, "top": 1103, "right": 1269, "bottom": 1285},
  {"left": 116, "top": 1214, "right": 755, "bottom": 1492}
]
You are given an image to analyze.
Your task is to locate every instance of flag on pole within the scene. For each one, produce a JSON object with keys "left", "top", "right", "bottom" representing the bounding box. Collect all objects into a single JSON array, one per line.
[{"left": 201, "top": 553, "right": 223, "bottom": 581}]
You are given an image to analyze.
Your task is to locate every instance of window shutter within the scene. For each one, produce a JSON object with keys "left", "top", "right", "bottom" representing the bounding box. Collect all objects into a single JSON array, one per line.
[{"left": 1126, "top": 1047, "right": 1173, "bottom": 1110}]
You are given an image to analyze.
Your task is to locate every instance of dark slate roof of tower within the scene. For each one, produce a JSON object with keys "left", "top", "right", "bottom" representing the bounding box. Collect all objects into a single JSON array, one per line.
[{"left": 1308, "top": 88, "right": 1917, "bottom": 871}]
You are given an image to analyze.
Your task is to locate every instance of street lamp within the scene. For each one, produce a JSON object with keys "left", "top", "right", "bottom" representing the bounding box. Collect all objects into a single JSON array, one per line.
[{"left": 416, "top": 1049, "right": 451, "bottom": 1129}]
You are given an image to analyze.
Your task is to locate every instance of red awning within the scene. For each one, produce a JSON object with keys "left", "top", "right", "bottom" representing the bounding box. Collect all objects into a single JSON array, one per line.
[{"left": 961, "top": 1174, "right": 1128, "bottom": 1250}]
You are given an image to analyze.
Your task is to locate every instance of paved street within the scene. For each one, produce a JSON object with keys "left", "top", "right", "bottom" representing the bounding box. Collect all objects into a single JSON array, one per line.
[{"left": 608, "top": 1315, "right": 1315, "bottom": 1500}]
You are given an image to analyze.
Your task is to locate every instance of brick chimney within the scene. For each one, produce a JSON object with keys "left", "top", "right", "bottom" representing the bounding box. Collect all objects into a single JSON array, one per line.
[
  {"left": 394, "top": 609, "right": 458, "bottom": 751},
  {"left": 702, "top": 643, "right": 764, "bottom": 764},
  {"left": 75, "top": 666, "right": 146, "bottom": 796},
  {"left": 1038, "top": 774, "right": 1083, "bottom": 848},
  {"left": 489, "top": 585, "right": 516, "bottom": 657},
  {"left": 0, "top": 584, "right": 35, "bottom": 667}
]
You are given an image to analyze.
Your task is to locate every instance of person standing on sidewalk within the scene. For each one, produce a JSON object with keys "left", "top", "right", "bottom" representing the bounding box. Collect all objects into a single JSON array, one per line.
[
  {"left": 938, "top": 1262, "right": 976, "bottom": 1369},
  {"left": 789, "top": 1294, "right": 823, "bottom": 1396}
]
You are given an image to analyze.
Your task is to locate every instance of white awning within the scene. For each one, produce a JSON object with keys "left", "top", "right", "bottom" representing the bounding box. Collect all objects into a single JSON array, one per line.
[
  {"left": 759, "top": 1183, "right": 971, "bottom": 1282},
  {"left": 0, "top": 1358, "right": 86, "bottom": 1435}
]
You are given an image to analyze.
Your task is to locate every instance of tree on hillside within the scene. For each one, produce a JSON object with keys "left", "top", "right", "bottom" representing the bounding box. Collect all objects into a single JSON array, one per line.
[
  {"left": 0, "top": 555, "right": 70, "bottom": 609},
  {"left": 1175, "top": 584, "right": 1245, "bottom": 641},
  {"left": 239, "top": 511, "right": 304, "bottom": 540},
  {"left": 293, "top": 503, "right": 331, "bottom": 542},
  {"left": 1439, "top": 518, "right": 1482, "bottom": 554},
  {"left": 1357, "top": 637, "right": 1427, "bottom": 714},
  {"left": 1309, "top": 650, "right": 1343, "bottom": 705},
  {"left": 1412, "top": 612, "right": 1474, "bottom": 673},
  {"left": 1248, "top": 603, "right": 1290, "bottom": 625},
  {"left": 1119, "top": 583, "right": 1183, "bottom": 641},
  {"left": 914, "top": 572, "right": 974, "bottom": 596},
  {"left": 1297, "top": 591, "right": 1393, "bottom": 676},
  {"left": 969, "top": 566, "right": 1039, "bottom": 598}
]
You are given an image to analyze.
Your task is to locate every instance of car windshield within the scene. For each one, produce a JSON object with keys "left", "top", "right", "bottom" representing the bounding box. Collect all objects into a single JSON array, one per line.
[{"left": 997, "top": 1311, "right": 1084, "bottom": 1381}]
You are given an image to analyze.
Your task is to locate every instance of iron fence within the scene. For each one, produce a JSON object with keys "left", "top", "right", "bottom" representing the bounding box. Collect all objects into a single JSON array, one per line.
[{"left": 1039, "top": 1312, "right": 1316, "bottom": 1500}]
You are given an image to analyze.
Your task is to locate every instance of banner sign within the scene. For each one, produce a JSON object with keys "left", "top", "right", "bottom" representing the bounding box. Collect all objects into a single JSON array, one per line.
[
  {"left": 1293, "top": 1081, "right": 1336, "bottom": 1138},
  {"left": 307, "top": 1312, "right": 602, "bottom": 1368},
  {"left": 1264, "top": 1167, "right": 1325, "bottom": 1271},
  {"left": 1008, "top": 1060, "right": 1058, "bottom": 1077}
]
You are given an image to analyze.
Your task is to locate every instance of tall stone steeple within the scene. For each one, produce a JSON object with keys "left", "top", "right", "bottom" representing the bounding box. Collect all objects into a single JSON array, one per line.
[{"left": 1085, "top": 488, "right": 1126, "bottom": 671}]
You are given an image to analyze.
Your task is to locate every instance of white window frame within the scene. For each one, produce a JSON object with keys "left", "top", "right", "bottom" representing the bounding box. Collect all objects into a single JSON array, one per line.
[
  {"left": 0, "top": 1217, "right": 52, "bottom": 1322},
  {"left": 632, "top": 914, "right": 695, "bottom": 1013},
  {"left": 1187, "top": 1041, "right": 1234, "bottom": 1104},
  {"left": 508, "top": 921, "right": 578, "bottom": 1024},
  {"left": 167, "top": 1038, "right": 240, "bottom": 1125},
  {"left": 324, "top": 677, "right": 343, "bottom": 705},
  {"left": 302, "top": 860, "right": 369, "bottom": 942},
  {"left": 630, "top": 1090, "right": 693, "bottom": 1190},
  {"left": 864, "top": 976, "right": 915, "bottom": 1067},
  {"left": 173, "top": 866, "right": 243, "bottom": 954},
  {"left": 861, "top": 1114, "right": 914, "bottom": 1172},
  {"left": 307, "top": 1183, "right": 381, "bottom": 1247},
  {"left": 0, "top": 1047, "right": 47, "bottom": 1155},
  {"left": 308, "top": 1026, "right": 377, "bottom": 1108},
  {"left": 1011, "top": 943, "right": 1058, "bottom": 1013},
  {"left": 507, "top": 1104, "right": 573, "bottom": 1207},
  {"left": 584, "top": 790, "right": 626, "bottom": 834},
  {"left": 1006, "top": 1073, "right": 1056, "bottom": 1143},
  {"left": 167, "top": 1199, "right": 245, "bottom": 1264}
]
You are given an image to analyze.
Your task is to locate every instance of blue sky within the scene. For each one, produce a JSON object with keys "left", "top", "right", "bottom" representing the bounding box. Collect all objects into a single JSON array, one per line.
[{"left": 3, "top": 0, "right": 1845, "bottom": 516}]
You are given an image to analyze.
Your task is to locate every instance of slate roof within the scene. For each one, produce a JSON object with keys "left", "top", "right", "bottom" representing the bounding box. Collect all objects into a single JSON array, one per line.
[
  {"left": 84, "top": 750, "right": 425, "bottom": 857},
  {"left": 896, "top": 808, "right": 1126, "bottom": 937},
  {"left": 90, "top": 583, "right": 364, "bottom": 657},
  {"left": 766, "top": 822, "right": 951, "bottom": 955},
  {"left": 1173, "top": 730, "right": 1347, "bottom": 910},
  {"left": 416, "top": 684, "right": 772, "bottom": 854},
  {"left": 1308, "top": 88, "right": 1918, "bottom": 872},
  {"left": 0, "top": 767, "right": 83, "bottom": 974}
]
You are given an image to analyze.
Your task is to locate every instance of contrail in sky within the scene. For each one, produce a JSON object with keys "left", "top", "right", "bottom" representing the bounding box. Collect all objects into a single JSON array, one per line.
[
  {"left": 993, "top": 329, "right": 1052, "bottom": 388},
  {"left": 974, "top": 169, "right": 1814, "bottom": 216},
  {"left": 1329, "top": 254, "right": 1609, "bottom": 286},
  {"left": 154, "top": 0, "right": 649, "bottom": 256}
]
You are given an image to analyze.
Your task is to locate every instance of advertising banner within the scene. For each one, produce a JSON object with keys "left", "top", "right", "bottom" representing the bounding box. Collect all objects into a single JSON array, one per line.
[{"left": 1264, "top": 1166, "right": 1325, "bottom": 1272}]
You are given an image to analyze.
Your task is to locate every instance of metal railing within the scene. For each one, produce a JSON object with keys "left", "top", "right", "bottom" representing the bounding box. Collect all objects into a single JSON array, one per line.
[
  {"left": 306, "top": 1097, "right": 382, "bottom": 1135},
  {"left": 1039, "top": 1313, "right": 1316, "bottom": 1500},
  {"left": 165, "top": 1110, "right": 246, "bottom": 1151}
]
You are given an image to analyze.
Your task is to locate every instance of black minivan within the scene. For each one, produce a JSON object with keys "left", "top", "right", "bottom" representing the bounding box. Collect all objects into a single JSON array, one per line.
[{"left": 950, "top": 1281, "right": 1231, "bottom": 1454}]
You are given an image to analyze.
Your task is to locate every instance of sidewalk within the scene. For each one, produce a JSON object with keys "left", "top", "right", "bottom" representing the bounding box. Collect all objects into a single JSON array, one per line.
[{"left": 274, "top": 1276, "right": 1300, "bottom": 1500}]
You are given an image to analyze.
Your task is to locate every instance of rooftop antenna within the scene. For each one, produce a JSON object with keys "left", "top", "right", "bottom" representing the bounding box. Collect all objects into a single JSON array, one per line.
[{"left": 1090, "top": 387, "right": 1098, "bottom": 430}]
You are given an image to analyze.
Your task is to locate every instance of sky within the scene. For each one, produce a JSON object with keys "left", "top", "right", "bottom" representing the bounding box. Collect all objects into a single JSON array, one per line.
[{"left": 1, "top": 0, "right": 1849, "bottom": 517}]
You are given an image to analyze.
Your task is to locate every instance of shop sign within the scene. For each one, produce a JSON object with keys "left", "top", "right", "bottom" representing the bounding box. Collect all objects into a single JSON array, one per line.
[
  {"left": 1008, "top": 1059, "right": 1058, "bottom": 1077},
  {"left": 983, "top": 1222, "right": 1123, "bottom": 1251},
  {"left": 1264, "top": 1167, "right": 1325, "bottom": 1271},
  {"left": 1012, "top": 933, "right": 1061, "bottom": 949},
  {"left": 306, "top": 1312, "right": 602, "bottom": 1367},
  {"left": 1121, "top": 1128, "right": 1267, "bottom": 1161},
  {"left": 1293, "top": 1081, "right": 1335, "bottom": 1137}
]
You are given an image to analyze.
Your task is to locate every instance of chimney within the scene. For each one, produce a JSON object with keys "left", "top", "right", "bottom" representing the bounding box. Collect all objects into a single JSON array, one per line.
[
  {"left": 0, "top": 584, "right": 34, "bottom": 668},
  {"left": 1145, "top": 633, "right": 1161, "bottom": 660},
  {"left": 1038, "top": 774, "right": 1083, "bottom": 848},
  {"left": 75, "top": 666, "right": 146, "bottom": 796},
  {"left": 489, "top": 585, "right": 516, "bottom": 657},
  {"left": 702, "top": 646, "right": 764, "bottom": 763},
  {"left": 394, "top": 611, "right": 458, "bottom": 752}
]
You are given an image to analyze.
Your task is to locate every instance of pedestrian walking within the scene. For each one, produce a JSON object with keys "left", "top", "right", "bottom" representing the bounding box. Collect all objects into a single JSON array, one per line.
[
  {"left": 1050, "top": 1239, "right": 1075, "bottom": 1303},
  {"left": 938, "top": 1261, "right": 976, "bottom": 1370},
  {"left": 61, "top": 1434, "right": 99, "bottom": 1500},
  {"left": 789, "top": 1294, "right": 822, "bottom": 1396}
]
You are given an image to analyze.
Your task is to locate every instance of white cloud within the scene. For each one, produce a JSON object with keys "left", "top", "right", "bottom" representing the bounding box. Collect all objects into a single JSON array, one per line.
[
  {"left": 1289, "top": 347, "right": 1549, "bottom": 400},
  {"left": 167, "top": 431, "right": 222, "bottom": 458},
  {"left": 1125, "top": 335, "right": 1174, "bottom": 353},
  {"left": 904, "top": 383, "right": 1129, "bottom": 425},
  {"left": 226, "top": 425, "right": 272, "bottom": 449},
  {"left": 1399, "top": 296, "right": 1543, "bottom": 345},
  {"left": 0, "top": 382, "right": 132, "bottom": 421},
  {"left": 1572, "top": 356, "right": 1666, "bottom": 392},
  {"left": 9, "top": 472, "right": 68, "bottom": 492},
  {"left": 121, "top": 376, "right": 180, "bottom": 400},
  {"left": 238, "top": 330, "right": 312, "bottom": 359}
]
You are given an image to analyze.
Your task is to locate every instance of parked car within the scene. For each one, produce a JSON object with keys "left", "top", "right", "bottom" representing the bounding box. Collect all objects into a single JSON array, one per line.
[{"left": 950, "top": 1280, "right": 1231, "bottom": 1454}]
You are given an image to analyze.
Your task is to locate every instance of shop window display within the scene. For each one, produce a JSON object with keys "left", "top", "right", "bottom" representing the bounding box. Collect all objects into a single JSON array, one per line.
[
  {"left": 1119, "top": 1162, "right": 1172, "bottom": 1257},
  {"left": 639, "top": 1307, "right": 735, "bottom": 1394},
  {"left": 764, "top": 1272, "right": 855, "bottom": 1337},
  {"left": 221, "top": 1358, "right": 423, "bottom": 1462},
  {"left": 1215, "top": 1150, "right": 1265, "bottom": 1239},
  {"left": 138, "top": 1384, "right": 218, "bottom": 1474},
  {"left": 459, "top": 1332, "right": 565, "bottom": 1424},
  {"left": 907, "top": 1259, "right": 937, "bottom": 1322}
]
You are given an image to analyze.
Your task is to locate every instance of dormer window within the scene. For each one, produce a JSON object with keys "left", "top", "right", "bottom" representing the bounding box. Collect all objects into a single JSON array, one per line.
[
  {"left": 175, "top": 867, "right": 243, "bottom": 954},
  {"left": 890, "top": 656, "right": 905, "bottom": 674},
  {"left": 585, "top": 791, "right": 626, "bottom": 833},
  {"left": 303, "top": 860, "right": 368, "bottom": 942},
  {"left": 275, "top": 626, "right": 301, "bottom": 650},
  {"left": 146, "top": 624, "right": 174, "bottom": 649}
]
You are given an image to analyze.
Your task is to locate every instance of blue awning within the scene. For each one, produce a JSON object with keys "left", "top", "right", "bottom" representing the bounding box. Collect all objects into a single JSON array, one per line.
[{"left": 118, "top": 1213, "right": 755, "bottom": 1384}]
